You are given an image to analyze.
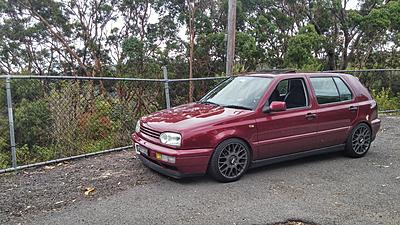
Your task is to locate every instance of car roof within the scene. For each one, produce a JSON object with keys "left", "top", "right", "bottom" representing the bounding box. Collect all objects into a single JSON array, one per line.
[{"left": 240, "top": 72, "right": 350, "bottom": 78}]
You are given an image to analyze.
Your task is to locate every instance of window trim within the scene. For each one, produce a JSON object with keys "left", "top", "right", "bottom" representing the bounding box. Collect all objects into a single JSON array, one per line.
[
  {"left": 332, "top": 76, "right": 354, "bottom": 102},
  {"left": 309, "top": 76, "right": 355, "bottom": 106}
]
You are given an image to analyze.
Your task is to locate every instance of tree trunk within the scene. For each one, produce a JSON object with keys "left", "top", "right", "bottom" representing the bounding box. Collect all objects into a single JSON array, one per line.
[
  {"left": 327, "top": 51, "right": 336, "bottom": 70},
  {"left": 340, "top": 32, "right": 350, "bottom": 70}
]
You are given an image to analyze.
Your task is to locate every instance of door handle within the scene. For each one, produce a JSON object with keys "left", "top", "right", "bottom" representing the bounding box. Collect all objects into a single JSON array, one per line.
[
  {"left": 349, "top": 106, "right": 358, "bottom": 111},
  {"left": 305, "top": 113, "right": 317, "bottom": 120}
]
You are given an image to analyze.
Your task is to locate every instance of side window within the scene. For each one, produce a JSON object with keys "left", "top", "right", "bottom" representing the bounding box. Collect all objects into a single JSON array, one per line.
[
  {"left": 310, "top": 77, "right": 340, "bottom": 104},
  {"left": 333, "top": 77, "right": 353, "bottom": 101},
  {"left": 268, "top": 78, "right": 308, "bottom": 109},
  {"left": 276, "top": 80, "right": 288, "bottom": 95}
]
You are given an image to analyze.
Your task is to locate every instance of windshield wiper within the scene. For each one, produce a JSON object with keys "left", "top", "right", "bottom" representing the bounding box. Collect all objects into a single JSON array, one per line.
[
  {"left": 223, "top": 105, "right": 252, "bottom": 110},
  {"left": 199, "top": 100, "right": 220, "bottom": 106}
]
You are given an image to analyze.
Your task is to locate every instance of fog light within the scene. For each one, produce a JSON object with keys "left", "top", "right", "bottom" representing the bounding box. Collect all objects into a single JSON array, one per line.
[{"left": 155, "top": 152, "right": 176, "bottom": 163}]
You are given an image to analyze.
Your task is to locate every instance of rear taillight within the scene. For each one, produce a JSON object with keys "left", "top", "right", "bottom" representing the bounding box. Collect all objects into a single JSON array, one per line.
[
  {"left": 370, "top": 100, "right": 377, "bottom": 110},
  {"left": 370, "top": 100, "right": 378, "bottom": 119}
]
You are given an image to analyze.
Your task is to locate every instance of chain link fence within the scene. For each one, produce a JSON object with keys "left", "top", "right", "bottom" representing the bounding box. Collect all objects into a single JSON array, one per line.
[
  {"left": 0, "top": 79, "right": 10, "bottom": 168},
  {"left": 0, "top": 69, "right": 399, "bottom": 171},
  {"left": 168, "top": 78, "right": 226, "bottom": 107},
  {"left": 0, "top": 74, "right": 228, "bottom": 171}
]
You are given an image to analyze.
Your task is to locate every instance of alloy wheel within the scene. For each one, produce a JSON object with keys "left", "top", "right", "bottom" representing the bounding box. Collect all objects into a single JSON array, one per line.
[
  {"left": 217, "top": 143, "right": 248, "bottom": 179},
  {"left": 351, "top": 125, "right": 371, "bottom": 155}
]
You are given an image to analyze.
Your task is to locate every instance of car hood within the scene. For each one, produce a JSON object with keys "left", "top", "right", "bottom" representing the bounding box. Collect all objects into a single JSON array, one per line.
[{"left": 141, "top": 103, "right": 252, "bottom": 132}]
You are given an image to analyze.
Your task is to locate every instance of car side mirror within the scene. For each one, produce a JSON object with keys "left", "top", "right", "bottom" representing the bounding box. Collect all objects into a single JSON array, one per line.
[{"left": 265, "top": 101, "right": 286, "bottom": 113}]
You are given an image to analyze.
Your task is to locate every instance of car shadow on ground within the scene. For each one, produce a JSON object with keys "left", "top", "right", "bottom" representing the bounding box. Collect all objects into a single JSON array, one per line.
[{"left": 171, "top": 151, "right": 345, "bottom": 185}]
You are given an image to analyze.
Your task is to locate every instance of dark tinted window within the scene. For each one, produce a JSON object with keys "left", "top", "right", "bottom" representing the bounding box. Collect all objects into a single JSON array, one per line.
[
  {"left": 276, "top": 80, "right": 288, "bottom": 95},
  {"left": 269, "top": 78, "right": 308, "bottom": 109},
  {"left": 310, "top": 77, "right": 340, "bottom": 104},
  {"left": 333, "top": 77, "right": 352, "bottom": 101}
]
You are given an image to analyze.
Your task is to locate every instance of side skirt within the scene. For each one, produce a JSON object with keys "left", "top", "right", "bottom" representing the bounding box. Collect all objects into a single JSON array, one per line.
[{"left": 250, "top": 144, "right": 345, "bottom": 169}]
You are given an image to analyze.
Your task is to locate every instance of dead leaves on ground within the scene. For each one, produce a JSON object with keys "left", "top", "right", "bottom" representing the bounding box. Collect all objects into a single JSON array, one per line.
[{"left": 84, "top": 187, "right": 95, "bottom": 196}]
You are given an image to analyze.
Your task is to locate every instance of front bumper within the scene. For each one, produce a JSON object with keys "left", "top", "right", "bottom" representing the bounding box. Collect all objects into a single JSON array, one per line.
[{"left": 132, "top": 133, "right": 213, "bottom": 178}]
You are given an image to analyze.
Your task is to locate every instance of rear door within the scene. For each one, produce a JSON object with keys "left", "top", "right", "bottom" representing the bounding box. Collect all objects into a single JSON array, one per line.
[
  {"left": 254, "top": 77, "right": 319, "bottom": 159},
  {"left": 309, "top": 76, "right": 358, "bottom": 148}
]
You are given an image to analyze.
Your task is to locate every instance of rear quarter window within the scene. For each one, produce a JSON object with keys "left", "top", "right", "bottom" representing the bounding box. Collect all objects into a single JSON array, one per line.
[
  {"left": 310, "top": 77, "right": 340, "bottom": 104},
  {"left": 333, "top": 77, "right": 353, "bottom": 101}
]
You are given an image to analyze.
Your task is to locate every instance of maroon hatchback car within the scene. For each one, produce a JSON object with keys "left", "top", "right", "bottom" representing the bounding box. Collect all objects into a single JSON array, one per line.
[{"left": 132, "top": 72, "right": 381, "bottom": 182}]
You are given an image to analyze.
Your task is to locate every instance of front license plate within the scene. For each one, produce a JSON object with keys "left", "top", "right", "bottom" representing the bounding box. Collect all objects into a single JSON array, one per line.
[{"left": 135, "top": 144, "right": 148, "bottom": 156}]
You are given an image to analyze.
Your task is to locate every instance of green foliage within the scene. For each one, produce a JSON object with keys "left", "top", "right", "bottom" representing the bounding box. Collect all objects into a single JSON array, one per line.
[
  {"left": 0, "top": 79, "right": 10, "bottom": 167},
  {"left": 284, "top": 25, "right": 324, "bottom": 70},
  {"left": 372, "top": 88, "right": 400, "bottom": 111},
  {"left": 235, "top": 32, "right": 259, "bottom": 70},
  {"left": 0, "top": 151, "right": 10, "bottom": 169},
  {"left": 122, "top": 37, "right": 145, "bottom": 68},
  {"left": 16, "top": 144, "right": 55, "bottom": 165},
  {"left": 361, "top": 7, "right": 391, "bottom": 34},
  {"left": 387, "top": 1, "right": 400, "bottom": 31},
  {"left": 80, "top": 98, "right": 116, "bottom": 140},
  {"left": 81, "top": 138, "right": 115, "bottom": 154},
  {"left": 14, "top": 99, "right": 51, "bottom": 148}
]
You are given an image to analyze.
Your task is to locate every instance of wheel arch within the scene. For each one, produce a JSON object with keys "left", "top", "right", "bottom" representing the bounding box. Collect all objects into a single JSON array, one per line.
[
  {"left": 217, "top": 136, "right": 254, "bottom": 159},
  {"left": 352, "top": 120, "right": 372, "bottom": 132}
]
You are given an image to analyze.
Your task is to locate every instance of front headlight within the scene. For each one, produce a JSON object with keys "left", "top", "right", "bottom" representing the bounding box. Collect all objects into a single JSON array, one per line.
[
  {"left": 160, "top": 132, "right": 181, "bottom": 147},
  {"left": 135, "top": 120, "right": 140, "bottom": 133}
]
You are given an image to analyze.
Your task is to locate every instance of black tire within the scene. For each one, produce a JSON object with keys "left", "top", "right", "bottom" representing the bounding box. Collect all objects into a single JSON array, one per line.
[
  {"left": 345, "top": 123, "right": 372, "bottom": 158},
  {"left": 208, "top": 138, "right": 251, "bottom": 182}
]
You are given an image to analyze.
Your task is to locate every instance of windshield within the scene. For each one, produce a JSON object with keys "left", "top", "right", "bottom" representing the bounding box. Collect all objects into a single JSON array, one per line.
[{"left": 200, "top": 76, "right": 273, "bottom": 110}]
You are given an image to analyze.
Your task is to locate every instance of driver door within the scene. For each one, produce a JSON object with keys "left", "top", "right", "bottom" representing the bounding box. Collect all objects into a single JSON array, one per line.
[{"left": 254, "top": 77, "right": 319, "bottom": 159}]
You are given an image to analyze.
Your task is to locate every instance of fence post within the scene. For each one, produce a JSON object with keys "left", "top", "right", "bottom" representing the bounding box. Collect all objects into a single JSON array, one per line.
[
  {"left": 5, "top": 77, "right": 17, "bottom": 168},
  {"left": 162, "top": 66, "right": 171, "bottom": 109}
]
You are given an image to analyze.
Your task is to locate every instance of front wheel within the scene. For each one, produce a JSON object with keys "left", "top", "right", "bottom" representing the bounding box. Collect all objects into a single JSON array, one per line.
[
  {"left": 208, "top": 138, "right": 251, "bottom": 182},
  {"left": 345, "top": 123, "right": 372, "bottom": 158}
]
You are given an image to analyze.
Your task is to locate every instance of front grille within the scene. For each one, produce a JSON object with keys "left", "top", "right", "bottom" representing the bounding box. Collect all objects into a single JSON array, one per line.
[{"left": 141, "top": 125, "right": 161, "bottom": 139}]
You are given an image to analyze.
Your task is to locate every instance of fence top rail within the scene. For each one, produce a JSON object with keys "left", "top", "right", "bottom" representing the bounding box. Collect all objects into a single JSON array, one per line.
[
  {"left": 0, "top": 75, "right": 230, "bottom": 82},
  {"left": 168, "top": 76, "right": 229, "bottom": 82},
  {"left": 0, "top": 75, "right": 166, "bottom": 82},
  {"left": 1, "top": 69, "right": 400, "bottom": 81}
]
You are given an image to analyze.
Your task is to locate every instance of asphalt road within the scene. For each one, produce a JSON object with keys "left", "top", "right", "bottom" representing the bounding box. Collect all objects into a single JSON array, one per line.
[{"left": 19, "top": 116, "right": 400, "bottom": 224}]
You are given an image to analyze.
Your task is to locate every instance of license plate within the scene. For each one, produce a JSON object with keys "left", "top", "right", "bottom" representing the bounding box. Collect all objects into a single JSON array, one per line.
[{"left": 135, "top": 144, "right": 148, "bottom": 156}]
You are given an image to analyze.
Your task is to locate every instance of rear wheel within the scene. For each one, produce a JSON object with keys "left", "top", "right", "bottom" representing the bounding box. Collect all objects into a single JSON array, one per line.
[
  {"left": 208, "top": 138, "right": 251, "bottom": 182},
  {"left": 345, "top": 123, "right": 372, "bottom": 158}
]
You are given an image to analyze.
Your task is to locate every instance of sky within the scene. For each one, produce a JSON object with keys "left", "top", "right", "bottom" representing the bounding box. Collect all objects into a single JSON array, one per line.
[{"left": 347, "top": 0, "right": 359, "bottom": 9}]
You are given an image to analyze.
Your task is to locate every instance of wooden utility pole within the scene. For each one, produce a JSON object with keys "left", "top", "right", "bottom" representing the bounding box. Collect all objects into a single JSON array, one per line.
[
  {"left": 225, "top": 0, "right": 236, "bottom": 76},
  {"left": 187, "top": 0, "right": 196, "bottom": 102}
]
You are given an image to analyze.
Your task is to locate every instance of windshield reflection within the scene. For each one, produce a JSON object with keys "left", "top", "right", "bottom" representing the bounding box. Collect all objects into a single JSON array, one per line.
[{"left": 200, "top": 76, "right": 273, "bottom": 110}]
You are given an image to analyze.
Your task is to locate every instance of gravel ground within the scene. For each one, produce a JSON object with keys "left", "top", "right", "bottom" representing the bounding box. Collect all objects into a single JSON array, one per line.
[
  {"left": 0, "top": 150, "right": 160, "bottom": 225},
  {"left": 1, "top": 116, "right": 399, "bottom": 225}
]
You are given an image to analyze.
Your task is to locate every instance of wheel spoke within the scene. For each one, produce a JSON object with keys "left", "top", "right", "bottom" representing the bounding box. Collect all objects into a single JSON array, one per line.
[
  {"left": 220, "top": 165, "right": 229, "bottom": 173},
  {"left": 230, "top": 167, "right": 235, "bottom": 177}
]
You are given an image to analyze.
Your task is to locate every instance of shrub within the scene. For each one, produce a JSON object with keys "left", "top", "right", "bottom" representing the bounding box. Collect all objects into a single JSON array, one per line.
[
  {"left": 14, "top": 99, "right": 51, "bottom": 148},
  {"left": 0, "top": 151, "right": 10, "bottom": 169},
  {"left": 372, "top": 88, "right": 400, "bottom": 111},
  {"left": 16, "top": 144, "right": 55, "bottom": 165}
]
